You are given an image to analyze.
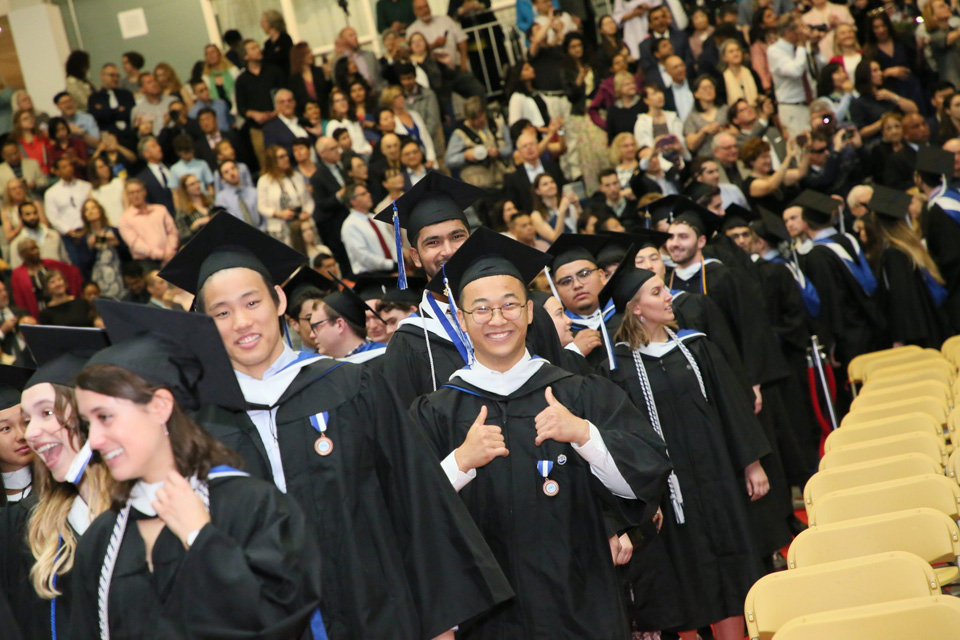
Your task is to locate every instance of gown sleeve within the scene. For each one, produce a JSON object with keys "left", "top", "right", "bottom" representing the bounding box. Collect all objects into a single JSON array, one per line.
[
  {"left": 694, "top": 337, "right": 772, "bottom": 470},
  {"left": 878, "top": 248, "right": 931, "bottom": 346}
]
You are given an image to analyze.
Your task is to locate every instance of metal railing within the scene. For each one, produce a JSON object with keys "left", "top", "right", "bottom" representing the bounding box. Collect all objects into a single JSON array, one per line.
[{"left": 461, "top": 13, "right": 527, "bottom": 99}]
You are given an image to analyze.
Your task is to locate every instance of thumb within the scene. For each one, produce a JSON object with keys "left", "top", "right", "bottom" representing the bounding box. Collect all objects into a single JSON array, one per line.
[
  {"left": 545, "top": 386, "right": 559, "bottom": 407},
  {"left": 473, "top": 404, "right": 488, "bottom": 427}
]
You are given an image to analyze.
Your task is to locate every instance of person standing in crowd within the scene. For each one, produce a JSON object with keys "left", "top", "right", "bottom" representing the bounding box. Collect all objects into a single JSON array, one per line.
[
  {"left": 118, "top": 178, "right": 178, "bottom": 271},
  {"left": 43, "top": 156, "right": 91, "bottom": 266},
  {"left": 234, "top": 39, "right": 284, "bottom": 168},
  {"left": 257, "top": 145, "right": 313, "bottom": 245},
  {"left": 7, "top": 201, "right": 68, "bottom": 268},
  {"left": 88, "top": 62, "right": 136, "bottom": 151}
]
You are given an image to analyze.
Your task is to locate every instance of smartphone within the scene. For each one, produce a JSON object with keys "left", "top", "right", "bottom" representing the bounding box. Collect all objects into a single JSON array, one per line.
[{"left": 655, "top": 135, "right": 678, "bottom": 148}]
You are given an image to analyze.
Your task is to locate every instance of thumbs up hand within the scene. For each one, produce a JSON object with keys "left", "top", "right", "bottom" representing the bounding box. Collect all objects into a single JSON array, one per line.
[
  {"left": 534, "top": 386, "right": 590, "bottom": 447},
  {"left": 454, "top": 405, "right": 509, "bottom": 473}
]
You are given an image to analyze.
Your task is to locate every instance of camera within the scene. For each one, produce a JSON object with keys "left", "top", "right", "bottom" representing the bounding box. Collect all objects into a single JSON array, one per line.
[{"left": 810, "top": 24, "right": 829, "bottom": 32}]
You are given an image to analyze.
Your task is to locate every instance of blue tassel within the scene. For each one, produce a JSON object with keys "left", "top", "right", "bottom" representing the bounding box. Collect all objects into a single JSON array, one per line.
[
  {"left": 282, "top": 318, "right": 294, "bottom": 349},
  {"left": 442, "top": 264, "right": 474, "bottom": 365},
  {"left": 392, "top": 201, "right": 407, "bottom": 290}
]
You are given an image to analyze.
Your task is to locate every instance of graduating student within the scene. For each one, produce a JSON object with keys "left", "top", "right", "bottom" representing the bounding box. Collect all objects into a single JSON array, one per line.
[
  {"left": 281, "top": 267, "right": 335, "bottom": 353},
  {"left": 793, "top": 190, "right": 887, "bottom": 380},
  {"left": 410, "top": 228, "right": 672, "bottom": 639},
  {"left": 923, "top": 148, "right": 960, "bottom": 333},
  {"left": 546, "top": 234, "right": 621, "bottom": 368},
  {"left": 376, "top": 173, "right": 488, "bottom": 408},
  {"left": 526, "top": 290, "right": 596, "bottom": 375},
  {"left": 158, "top": 213, "right": 512, "bottom": 640},
  {"left": 598, "top": 263, "right": 770, "bottom": 640},
  {"left": 309, "top": 287, "right": 387, "bottom": 363},
  {"left": 71, "top": 300, "right": 322, "bottom": 639},
  {"left": 869, "top": 185, "right": 951, "bottom": 349},
  {"left": 0, "top": 367, "right": 36, "bottom": 506},
  {"left": 0, "top": 326, "right": 112, "bottom": 640}
]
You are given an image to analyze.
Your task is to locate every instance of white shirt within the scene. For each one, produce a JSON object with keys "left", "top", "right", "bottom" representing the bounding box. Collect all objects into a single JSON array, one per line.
[
  {"left": 341, "top": 208, "right": 397, "bottom": 274},
  {"left": 394, "top": 111, "right": 437, "bottom": 163},
  {"left": 671, "top": 80, "right": 694, "bottom": 122},
  {"left": 407, "top": 15, "right": 466, "bottom": 66},
  {"left": 406, "top": 166, "right": 428, "bottom": 187},
  {"left": 148, "top": 162, "right": 173, "bottom": 189},
  {"left": 278, "top": 113, "right": 308, "bottom": 139},
  {"left": 43, "top": 178, "right": 92, "bottom": 234},
  {"left": 524, "top": 161, "right": 545, "bottom": 185},
  {"left": 767, "top": 38, "right": 813, "bottom": 105},
  {"left": 508, "top": 93, "right": 547, "bottom": 128}
]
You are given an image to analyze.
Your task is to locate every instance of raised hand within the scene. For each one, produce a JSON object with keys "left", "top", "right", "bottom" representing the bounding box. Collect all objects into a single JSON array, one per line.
[
  {"left": 153, "top": 470, "right": 211, "bottom": 548},
  {"left": 454, "top": 405, "right": 509, "bottom": 472},
  {"left": 534, "top": 387, "right": 589, "bottom": 446}
]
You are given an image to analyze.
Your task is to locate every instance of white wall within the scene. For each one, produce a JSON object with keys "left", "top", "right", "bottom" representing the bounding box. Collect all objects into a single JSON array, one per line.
[{"left": 9, "top": 0, "right": 70, "bottom": 112}]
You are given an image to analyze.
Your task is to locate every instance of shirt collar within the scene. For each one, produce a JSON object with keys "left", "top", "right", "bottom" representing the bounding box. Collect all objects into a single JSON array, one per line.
[
  {"left": 673, "top": 260, "right": 703, "bottom": 280},
  {"left": 812, "top": 227, "right": 837, "bottom": 240}
]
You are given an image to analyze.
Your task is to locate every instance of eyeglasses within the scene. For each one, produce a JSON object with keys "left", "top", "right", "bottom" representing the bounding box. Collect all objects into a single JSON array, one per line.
[
  {"left": 462, "top": 301, "right": 525, "bottom": 324},
  {"left": 555, "top": 267, "right": 599, "bottom": 289},
  {"left": 309, "top": 317, "right": 333, "bottom": 331},
  {"left": 810, "top": 146, "right": 829, "bottom": 154}
]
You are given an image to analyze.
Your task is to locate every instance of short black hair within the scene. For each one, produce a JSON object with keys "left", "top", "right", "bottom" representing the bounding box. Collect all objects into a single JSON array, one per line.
[
  {"left": 173, "top": 134, "right": 195, "bottom": 154},
  {"left": 122, "top": 51, "right": 145, "bottom": 70},
  {"left": 196, "top": 271, "right": 280, "bottom": 313},
  {"left": 121, "top": 262, "right": 145, "bottom": 279},
  {"left": 333, "top": 127, "right": 350, "bottom": 140},
  {"left": 292, "top": 137, "right": 312, "bottom": 150},
  {"left": 1, "top": 139, "right": 18, "bottom": 153},
  {"left": 197, "top": 107, "right": 216, "bottom": 120},
  {"left": 223, "top": 30, "right": 243, "bottom": 46},
  {"left": 598, "top": 168, "right": 618, "bottom": 182},
  {"left": 312, "top": 252, "right": 335, "bottom": 269},
  {"left": 395, "top": 62, "right": 416, "bottom": 77}
]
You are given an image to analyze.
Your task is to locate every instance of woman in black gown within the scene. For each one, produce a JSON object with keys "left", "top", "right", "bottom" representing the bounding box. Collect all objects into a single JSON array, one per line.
[
  {"left": 0, "top": 326, "right": 113, "bottom": 640},
  {"left": 599, "top": 265, "right": 770, "bottom": 640},
  {"left": 70, "top": 302, "right": 321, "bottom": 639}
]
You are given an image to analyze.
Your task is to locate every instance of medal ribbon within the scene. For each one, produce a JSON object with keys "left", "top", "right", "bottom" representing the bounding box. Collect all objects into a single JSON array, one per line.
[
  {"left": 309, "top": 412, "right": 330, "bottom": 437},
  {"left": 537, "top": 460, "right": 554, "bottom": 478}
]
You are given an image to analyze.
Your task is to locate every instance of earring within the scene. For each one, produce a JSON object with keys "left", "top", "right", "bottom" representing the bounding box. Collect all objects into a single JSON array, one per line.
[
  {"left": 163, "top": 423, "right": 169, "bottom": 436},
  {"left": 640, "top": 316, "right": 646, "bottom": 323}
]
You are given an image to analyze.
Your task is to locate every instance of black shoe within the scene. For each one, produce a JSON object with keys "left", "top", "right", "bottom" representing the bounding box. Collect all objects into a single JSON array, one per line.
[{"left": 788, "top": 515, "right": 808, "bottom": 536}]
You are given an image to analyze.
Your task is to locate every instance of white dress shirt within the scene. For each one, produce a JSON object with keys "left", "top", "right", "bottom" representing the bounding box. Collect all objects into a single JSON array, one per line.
[
  {"left": 43, "top": 178, "right": 92, "bottom": 234},
  {"left": 341, "top": 208, "right": 397, "bottom": 274},
  {"left": 767, "top": 38, "right": 813, "bottom": 104},
  {"left": 278, "top": 113, "right": 309, "bottom": 139},
  {"left": 671, "top": 80, "right": 695, "bottom": 122}
]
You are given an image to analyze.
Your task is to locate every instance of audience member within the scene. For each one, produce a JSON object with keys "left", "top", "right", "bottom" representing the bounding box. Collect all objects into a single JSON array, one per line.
[
  {"left": 257, "top": 144, "right": 313, "bottom": 244},
  {"left": 7, "top": 201, "right": 68, "bottom": 268},
  {"left": 341, "top": 182, "right": 398, "bottom": 275},
  {"left": 117, "top": 177, "right": 178, "bottom": 270},
  {"left": 135, "top": 136, "right": 176, "bottom": 213}
]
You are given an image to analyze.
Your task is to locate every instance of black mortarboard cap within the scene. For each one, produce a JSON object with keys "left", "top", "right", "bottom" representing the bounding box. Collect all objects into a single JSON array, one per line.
[
  {"left": 669, "top": 197, "right": 722, "bottom": 237},
  {"left": 598, "top": 257, "right": 658, "bottom": 314},
  {"left": 381, "top": 276, "right": 426, "bottom": 306},
  {"left": 426, "top": 227, "right": 550, "bottom": 300},
  {"left": 789, "top": 190, "right": 839, "bottom": 225},
  {"left": 281, "top": 267, "right": 335, "bottom": 314},
  {"left": 0, "top": 366, "right": 33, "bottom": 410},
  {"left": 353, "top": 275, "right": 397, "bottom": 301},
  {"left": 868, "top": 185, "right": 913, "bottom": 220},
  {"left": 322, "top": 286, "right": 380, "bottom": 328},
  {"left": 916, "top": 146, "right": 953, "bottom": 176},
  {"left": 721, "top": 203, "right": 758, "bottom": 232},
  {"left": 88, "top": 300, "right": 246, "bottom": 411},
  {"left": 373, "top": 173, "right": 486, "bottom": 244},
  {"left": 751, "top": 207, "right": 791, "bottom": 245},
  {"left": 21, "top": 326, "right": 110, "bottom": 388},
  {"left": 640, "top": 195, "right": 679, "bottom": 226},
  {"left": 597, "top": 230, "right": 670, "bottom": 266},
  {"left": 158, "top": 212, "right": 306, "bottom": 295},
  {"left": 545, "top": 233, "right": 609, "bottom": 272}
]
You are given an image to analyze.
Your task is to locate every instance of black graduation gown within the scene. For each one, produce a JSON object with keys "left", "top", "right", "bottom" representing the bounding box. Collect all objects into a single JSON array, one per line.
[
  {"left": 705, "top": 234, "right": 762, "bottom": 286},
  {"left": 525, "top": 303, "right": 593, "bottom": 375},
  {"left": 670, "top": 290, "right": 749, "bottom": 392},
  {"left": 384, "top": 319, "right": 473, "bottom": 411},
  {"left": 412, "top": 364, "right": 672, "bottom": 640},
  {"left": 600, "top": 336, "right": 769, "bottom": 630},
  {"left": 798, "top": 241, "right": 887, "bottom": 366},
  {"left": 0, "top": 493, "right": 71, "bottom": 640},
  {"left": 877, "top": 247, "right": 951, "bottom": 348},
  {"left": 0, "top": 580, "right": 22, "bottom": 640},
  {"left": 71, "top": 475, "right": 321, "bottom": 640},
  {"left": 213, "top": 359, "right": 513, "bottom": 640},
  {"left": 925, "top": 204, "right": 960, "bottom": 333}
]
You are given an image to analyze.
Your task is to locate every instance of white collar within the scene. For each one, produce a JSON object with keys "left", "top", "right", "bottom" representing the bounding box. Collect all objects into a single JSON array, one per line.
[
  {"left": 762, "top": 249, "right": 779, "bottom": 261},
  {"left": 3, "top": 466, "right": 32, "bottom": 490},
  {"left": 235, "top": 344, "right": 326, "bottom": 408},
  {"left": 634, "top": 339, "right": 680, "bottom": 357},
  {"left": 279, "top": 113, "right": 298, "bottom": 125},
  {"left": 812, "top": 227, "right": 837, "bottom": 240},
  {"left": 397, "top": 290, "right": 455, "bottom": 342},
  {"left": 450, "top": 350, "right": 546, "bottom": 396},
  {"left": 67, "top": 495, "right": 92, "bottom": 535},
  {"left": 128, "top": 479, "right": 164, "bottom": 515},
  {"left": 673, "top": 260, "right": 704, "bottom": 280}
]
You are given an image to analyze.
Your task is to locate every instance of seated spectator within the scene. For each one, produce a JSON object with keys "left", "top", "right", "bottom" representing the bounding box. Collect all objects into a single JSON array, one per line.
[
  {"left": 211, "top": 140, "right": 252, "bottom": 192},
  {"left": 188, "top": 79, "right": 231, "bottom": 130},
  {"left": 134, "top": 135, "right": 176, "bottom": 213},
  {"left": 88, "top": 155, "right": 126, "bottom": 226},
  {"left": 729, "top": 98, "right": 784, "bottom": 163},
  {"left": 628, "top": 151, "right": 682, "bottom": 197},
  {"left": 293, "top": 137, "right": 317, "bottom": 183},
  {"left": 143, "top": 269, "right": 178, "bottom": 308},
  {"left": 0, "top": 279, "right": 27, "bottom": 359},
  {"left": 90, "top": 131, "right": 135, "bottom": 178},
  {"left": 0, "top": 140, "right": 45, "bottom": 200},
  {"left": 367, "top": 132, "right": 403, "bottom": 201},
  {"left": 10, "top": 237, "right": 82, "bottom": 318},
  {"left": 347, "top": 80, "right": 379, "bottom": 146},
  {"left": 609, "top": 132, "right": 639, "bottom": 198},
  {"left": 10, "top": 109, "right": 51, "bottom": 175},
  {"left": 531, "top": 172, "right": 580, "bottom": 241},
  {"left": 635, "top": 84, "right": 687, "bottom": 160},
  {"left": 871, "top": 113, "right": 903, "bottom": 185},
  {"left": 605, "top": 71, "right": 645, "bottom": 141},
  {"left": 52, "top": 91, "right": 100, "bottom": 149},
  {"left": 508, "top": 209, "right": 551, "bottom": 251},
  {"left": 375, "top": 167, "right": 405, "bottom": 213},
  {"left": 850, "top": 57, "right": 918, "bottom": 139},
  {"left": 81, "top": 197, "right": 125, "bottom": 300},
  {"left": 341, "top": 182, "right": 398, "bottom": 275},
  {"left": 446, "top": 96, "right": 511, "bottom": 189},
  {"left": 742, "top": 136, "right": 809, "bottom": 211},
  {"left": 47, "top": 117, "right": 89, "bottom": 180},
  {"left": 256, "top": 144, "right": 313, "bottom": 244},
  {"left": 8, "top": 201, "right": 68, "bottom": 268},
  {"left": 130, "top": 71, "right": 178, "bottom": 137},
  {"left": 263, "top": 89, "right": 311, "bottom": 157},
  {"left": 325, "top": 87, "right": 373, "bottom": 156},
  {"left": 382, "top": 85, "right": 436, "bottom": 166},
  {"left": 816, "top": 61, "right": 855, "bottom": 123},
  {"left": 118, "top": 178, "right": 178, "bottom": 270},
  {"left": 36, "top": 270, "right": 94, "bottom": 327},
  {"left": 1, "top": 177, "right": 46, "bottom": 263},
  {"left": 711, "top": 131, "right": 748, "bottom": 192},
  {"left": 88, "top": 62, "right": 136, "bottom": 150},
  {"left": 346, "top": 154, "right": 369, "bottom": 188},
  {"left": 174, "top": 174, "right": 214, "bottom": 244},
  {"left": 504, "top": 130, "right": 565, "bottom": 214},
  {"left": 214, "top": 160, "right": 262, "bottom": 229},
  {"left": 590, "top": 168, "right": 641, "bottom": 229},
  {"left": 169, "top": 134, "right": 215, "bottom": 194},
  {"left": 400, "top": 139, "right": 430, "bottom": 188},
  {"left": 154, "top": 62, "right": 194, "bottom": 112},
  {"left": 120, "top": 261, "right": 149, "bottom": 303},
  {"left": 683, "top": 75, "right": 725, "bottom": 158}
]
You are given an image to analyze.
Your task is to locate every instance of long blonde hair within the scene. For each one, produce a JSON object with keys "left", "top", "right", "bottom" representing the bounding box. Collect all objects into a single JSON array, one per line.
[
  {"left": 615, "top": 297, "right": 678, "bottom": 349},
  {"left": 27, "top": 384, "right": 113, "bottom": 599},
  {"left": 874, "top": 214, "right": 945, "bottom": 283}
]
